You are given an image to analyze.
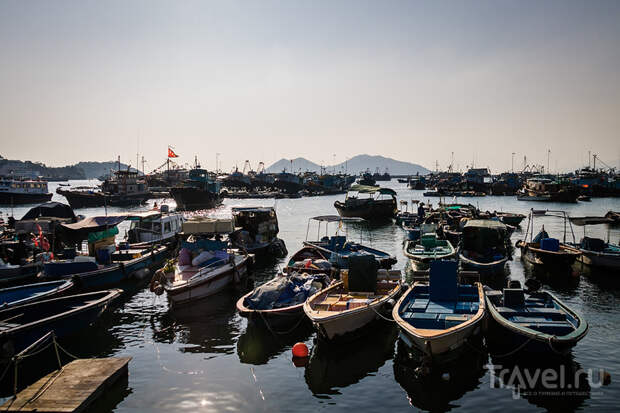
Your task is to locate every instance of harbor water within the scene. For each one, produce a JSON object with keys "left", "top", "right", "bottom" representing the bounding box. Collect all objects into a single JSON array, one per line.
[{"left": 1, "top": 180, "right": 619, "bottom": 412}]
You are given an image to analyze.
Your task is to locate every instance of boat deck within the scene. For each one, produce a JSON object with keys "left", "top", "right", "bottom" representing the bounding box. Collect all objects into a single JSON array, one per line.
[
  {"left": 488, "top": 291, "right": 577, "bottom": 335},
  {"left": 1, "top": 357, "right": 131, "bottom": 413},
  {"left": 400, "top": 285, "right": 480, "bottom": 330}
]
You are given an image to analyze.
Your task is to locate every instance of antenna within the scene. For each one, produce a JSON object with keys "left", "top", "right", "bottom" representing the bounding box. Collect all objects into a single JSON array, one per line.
[{"left": 511, "top": 152, "right": 515, "bottom": 173}]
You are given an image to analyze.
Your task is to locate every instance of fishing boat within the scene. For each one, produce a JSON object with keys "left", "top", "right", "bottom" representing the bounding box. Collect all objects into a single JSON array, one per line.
[
  {"left": 0, "top": 289, "right": 121, "bottom": 359},
  {"left": 516, "top": 210, "right": 581, "bottom": 270},
  {"left": 58, "top": 169, "right": 150, "bottom": 209},
  {"left": 569, "top": 216, "right": 620, "bottom": 270},
  {"left": 290, "top": 216, "right": 396, "bottom": 271},
  {"left": 495, "top": 212, "right": 526, "bottom": 226},
  {"left": 304, "top": 255, "right": 403, "bottom": 340},
  {"left": 516, "top": 178, "right": 578, "bottom": 203},
  {"left": 41, "top": 215, "right": 170, "bottom": 289},
  {"left": 151, "top": 222, "right": 253, "bottom": 306},
  {"left": 392, "top": 260, "right": 485, "bottom": 360},
  {"left": 0, "top": 279, "right": 73, "bottom": 309},
  {"left": 229, "top": 207, "right": 287, "bottom": 259},
  {"left": 236, "top": 272, "right": 331, "bottom": 328},
  {"left": 395, "top": 200, "right": 418, "bottom": 226},
  {"left": 125, "top": 207, "right": 185, "bottom": 247},
  {"left": 485, "top": 281, "right": 588, "bottom": 355},
  {"left": 170, "top": 167, "right": 221, "bottom": 211},
  {"left": 403, "top": 226, "right": 456, "bottom": 271},
  {"left": 334, "top": 185, "right": 397, "bottom": 220},
  {"left": 0, "top": 178, "right": 52, "bottom": 205},
  {"left": 459, "top": 219, "right": 510, "bottom": 275}
]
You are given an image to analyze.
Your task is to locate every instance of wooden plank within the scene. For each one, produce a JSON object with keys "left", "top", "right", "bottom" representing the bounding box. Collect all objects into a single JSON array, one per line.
[{"left": 1, "top": 357, "right": 131, "bottom": 413}]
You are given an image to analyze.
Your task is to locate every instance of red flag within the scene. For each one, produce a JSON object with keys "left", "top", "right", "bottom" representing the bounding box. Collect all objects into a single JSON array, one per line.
[{"left": 168, "top": 147, "right": 179, "bottom": 158}]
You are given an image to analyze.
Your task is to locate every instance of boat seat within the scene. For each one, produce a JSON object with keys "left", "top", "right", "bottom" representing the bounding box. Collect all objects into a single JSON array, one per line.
[
  {"left": 455, "top": 302, "right": 477, "bottom": 314},
  {"left": 521, "top": 322, "right": 575, "bottom": 336},
  {"left": 445, "top": 314, "right": 471, "bottom": 328},
  {"left": 427, "top": 301, "right": 455, "bottom": 314},
  {"left": 404, "top": 312, "right": 440, "bottom": 329},
  {"left": 458, "top": 294, "right": 479, "bottom": 302},
  {"left": 407, "top": 299, "right": 429, "bottom": 312}
]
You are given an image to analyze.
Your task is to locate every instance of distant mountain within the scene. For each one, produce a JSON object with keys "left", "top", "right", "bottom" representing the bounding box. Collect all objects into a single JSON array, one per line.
[
  {"left": 266, "top": 154, "right": 430, "bottom": 175},
  {"left": 266, "top": 158, "right": 322, "bottom": 173},
  {"left": 336, "top": 154, "right": 430, "bottom": 175}
]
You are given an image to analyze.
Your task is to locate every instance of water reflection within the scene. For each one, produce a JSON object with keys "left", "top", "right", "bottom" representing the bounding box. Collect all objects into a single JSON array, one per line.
[
  {"left": 393, "top": 339, "right": 486, "bottom": 411},
  {"left": 521, "top": 261, "right": 581, "bottom": 296},
  {"left": 489, "top": 354, "right": 591, "bottom": 411},
  {"left": 237, "top": 322, "right": 313, "bottom": 365},
  {"left": 152, "top": 288, "right": 249, "bottom": 356},
  {"left": 304, "top": 322, "right": 397, "bottom": 396}
]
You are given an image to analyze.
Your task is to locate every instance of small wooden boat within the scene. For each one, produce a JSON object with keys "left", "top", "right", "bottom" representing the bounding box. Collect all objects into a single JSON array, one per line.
[
  {"left": 152, "top": 235, "right": 253, "bottom": 306},
  {"left": 287, "top": 216, "right": 397, "bottom": 273},
  {"left": 569, "top": 217, "right": 620, "bottom": 270},
  {"left": 229, "top": 207, "right": 287, "bottom": 259},
  {"left": 516, "top": 210, "right": 581, "bottom": 270},
  {"left": 236, "top": 272, "right": 331, "bottom": 328},
  {"left": 404, "top": 231, "right": 456, "bottom": 271},
  {"left": 42, "top": 245, "right": 170, "bottom": 289},
  {"left": 485, "top": 282, "right": 587, "bottom": 355},
  {"left": 334, "top": 185, "right": 397, "bottom": 220},
  {"left": 393, "top": 260, "right": 485, "bottom": 360},
  {"left": 0, "top": 279, "right": 73, "bottom": 309},
  {"left": 577, "top": 195, "right": 591, "bottom": 202},
  {"left": 496, "top": 212, "right": 526, "bottom": 226},
  {"left": 459, "top": 219, "right": 510, "bottom": 275},
  {"left": 0, "top": 261, "right": 43, "bottom": 286},
  {"left": 0, "top": 289, "right": 122, "bottom": 359},
  {"left": 517, "top": 238, "right": 581, "bottom": 269},
  {"left": 304, "top": 256, "right": 402, "bottom": 340}
]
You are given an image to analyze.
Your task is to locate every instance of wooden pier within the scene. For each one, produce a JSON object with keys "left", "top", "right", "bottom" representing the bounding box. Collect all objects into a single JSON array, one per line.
[{"left": 1, "top": 357, "right": 131, "bottom": 413}]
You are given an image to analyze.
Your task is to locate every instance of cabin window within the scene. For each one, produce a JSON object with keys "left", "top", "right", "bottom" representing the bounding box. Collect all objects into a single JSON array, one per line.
[
  {"left": 153, "top": 222, "right": 162, "bottom": 233},
  {"left": 164, "top": 222, "right": 171, "bottom": 233}
]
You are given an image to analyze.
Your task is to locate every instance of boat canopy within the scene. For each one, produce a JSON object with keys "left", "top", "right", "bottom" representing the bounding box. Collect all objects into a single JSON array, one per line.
[
  {"left": 463, "top": 219, "right": 507, "bottom": 230},
  {"left": 349, "top": 184, "right": 397, "bottom": 196},
  {"left": 310, "top": 215, "right": 366, "bottom": 223},
  {"left": 569, "top": 216, "right": 614, "bottom": 226},
  {"left": 21, "top": 202, "right": 76, "bottom": 221},
  {"left": 59, "top": 215, "right": 127, "bottom": 242},
  {"left": 232, "top": 207, "right": 274, "bottom": 213},
  {"left": 462, "top": 219, "right": 508, "bottom": 250}
]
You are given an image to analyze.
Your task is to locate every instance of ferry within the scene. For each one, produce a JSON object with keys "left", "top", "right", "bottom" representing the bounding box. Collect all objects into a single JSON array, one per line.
[{"left": 0, "top": 178, "right": 53, "bottom": 204}]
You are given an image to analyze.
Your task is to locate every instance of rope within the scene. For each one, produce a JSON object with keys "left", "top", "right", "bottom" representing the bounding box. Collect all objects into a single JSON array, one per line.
[
  {"left": 258, "top": 310, "right": 306, "bottom": 336},
  {"left": 369, "top": 302, "right": 396, "bottom": 322}
]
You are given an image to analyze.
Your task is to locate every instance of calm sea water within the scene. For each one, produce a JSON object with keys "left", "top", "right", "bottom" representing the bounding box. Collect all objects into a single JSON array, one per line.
[{"left": 1, "top": 180, "right": 619, "bottom": 412}]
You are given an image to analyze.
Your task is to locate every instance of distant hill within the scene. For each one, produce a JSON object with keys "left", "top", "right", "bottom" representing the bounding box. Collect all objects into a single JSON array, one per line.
[
  {"left": 0, "top": 155, "right": 137, "bottom": 180},
  {"left": 266, "top": 154, "right": 430, "bottom": 175},
  {"left": 266, "top": 157, "right": 322, "bottom": 173}
]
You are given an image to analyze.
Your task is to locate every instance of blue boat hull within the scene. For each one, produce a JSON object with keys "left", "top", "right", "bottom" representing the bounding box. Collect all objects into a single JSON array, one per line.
[
  {"left": 0, "top": 290, "right": 121, "bottom": 359},
  {"left": 74, "top": 247, "right": 169, "bottom": 290}
]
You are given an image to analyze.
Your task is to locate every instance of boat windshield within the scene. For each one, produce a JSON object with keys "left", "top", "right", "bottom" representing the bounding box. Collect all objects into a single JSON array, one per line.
[{"left": 305, "top": 216, "right": 368, "bottom": 244}]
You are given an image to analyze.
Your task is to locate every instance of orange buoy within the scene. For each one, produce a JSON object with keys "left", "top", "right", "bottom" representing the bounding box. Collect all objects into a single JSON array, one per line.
[{"left": 292, "top": 342, "right": 309, "bottom": 358}]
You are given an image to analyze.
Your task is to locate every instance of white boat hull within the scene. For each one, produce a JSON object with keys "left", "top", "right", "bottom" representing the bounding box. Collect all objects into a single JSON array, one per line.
[
  {"left": 165, "top": 256, "right": 250, "bottom": 305},
  {"left": 398, "top": 315, "right": 484, "bottom": 357}
]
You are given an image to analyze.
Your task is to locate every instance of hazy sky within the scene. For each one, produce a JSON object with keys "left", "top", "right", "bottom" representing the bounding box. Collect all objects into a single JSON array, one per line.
[{"left": 1, "top": 0, "right": 619, "bottom": 173}]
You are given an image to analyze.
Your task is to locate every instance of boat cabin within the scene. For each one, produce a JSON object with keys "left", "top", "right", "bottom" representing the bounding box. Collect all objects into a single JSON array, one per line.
[{"left": 126, "top": 209, "right": 185, "bottom": 244}]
